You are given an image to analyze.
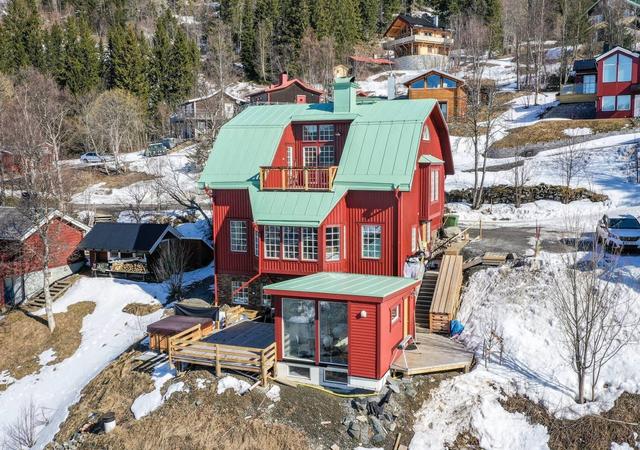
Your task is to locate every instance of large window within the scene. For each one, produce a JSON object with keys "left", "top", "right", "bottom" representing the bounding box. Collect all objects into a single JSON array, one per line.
[
  {"left": 231, "top": 281, "right": 248, "bottom": 305},
  {"left": 442, "top": 77, "right": 457, "bottom": 88},
  {"left": 411, "top": 79, "right": 425, "bottom": 89},
  {"left": 603, "top": 54, "right": 633, "bottom": 83},
  {"left": 301, "top": 227, "right": 318, "bottom": 260},
  {"left": 282, "top": 299, "right": 316, "bottom": 361},
  {"left": 431, "top": 169, "right": 440, "bottom": 202},
  {"left": 264, "top": 225, "right": 281, "bottom": 258},
  {"left": 617, "top": 95, "right": 631, "bottom": 111},
  {"left": 427, "top": 74, "right": 441, "bottom": 88},
  {"left": 319, "top": 145, "right": 335, "bottom": 166},
  {"left": 325, "top": 226, "right": 341, "bottom": 261},
  {"left": 602, "top": 96, "right": 616, "bottom": 111},
  {"left": 618, "top": 55, "right": 632, "bottom": 82},
  {"left": 583, "top": 75, "right": 596, "bottom": 94},
  {"left": 303, "top": 146, "right": 318, "bottom": 166},
  {"left": 319, "top": 301, "right": 348, "bottom": 365},
  {"left": 283, "top": 227, "right": 300, "bottom": 259},
  {"left": 230, "top": 220, "right": 247, "bottom": 252},
  {"left": 361, "top": 225, "right": 382, "bottom": 259},
  {"left": 319, "top": 124, "right": 335, "bottom": 141},
  {"left": 302, "top": 125, "right": 318, "bottom": 141},
  {"left": 603, "top": 56, "right": 617, "bottom": 82}
]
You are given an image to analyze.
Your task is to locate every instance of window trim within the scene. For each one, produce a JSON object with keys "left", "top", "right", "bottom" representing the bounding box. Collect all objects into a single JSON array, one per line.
[
  {"left": 302, "top": 124, "right": 318, "bottom": 141},
  {"left": 617, "top": 94, "right": 631, "bottom": 111},
  {"left": 301, "top": 227, "right": 318, "bottom": 261},
  {"left": 325, "top": 225, "right": 341, "bottom": 262},
  {"left": 602, "top": 96, "right": 616, "bottom": 112},
  {"left": 422, "top": 124, "right": 430, "bottom": 141},
  {"left": 230, "top": 220, "right": 247, "bottom": 253},
  {"left": 430, "top": 168, "right": 440, "bottom": 202},
  {"left": 390, "top": 303, "right": 400, "bottom": 325},
  {"left": 282, "top": 226, "right": 300, "bottom": 260},
  {"left": 264, "top": 225, "right": 281, "bottom": 259},
  {"left": 361, "top": 224, "right": 382, "bottom": 260}
]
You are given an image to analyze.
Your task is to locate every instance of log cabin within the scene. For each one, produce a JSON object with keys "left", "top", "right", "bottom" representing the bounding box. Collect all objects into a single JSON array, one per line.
[
  {"left": 198, "top": 77, "right": 454, "bottom": 390},
  {"left": 404, "top": 69, "right": 467, "bottom": 119}
]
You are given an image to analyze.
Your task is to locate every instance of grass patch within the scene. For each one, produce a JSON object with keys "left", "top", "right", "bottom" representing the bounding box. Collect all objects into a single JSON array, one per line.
[
  {"left": 493, "top": 118, "right": 636, "bottom": 149},
  {"left": 122, "top": 303, "right": 162, "bottom": 316},
  {"left": 0, "top": 301, "right": 95, "bottom": 390},
  {"left": 64, "top": 167, "right": 158, "bottom": 196}
]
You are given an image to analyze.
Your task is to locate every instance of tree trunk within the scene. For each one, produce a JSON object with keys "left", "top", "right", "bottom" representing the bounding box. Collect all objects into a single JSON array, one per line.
[{"left": 42, "top": 238, "right": 56, "bottom": 333}]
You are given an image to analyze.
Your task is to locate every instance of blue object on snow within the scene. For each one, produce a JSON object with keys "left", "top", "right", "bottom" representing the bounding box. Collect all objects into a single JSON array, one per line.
[{"left": 450, "top": 320, "right": 464, "bottom": 336}]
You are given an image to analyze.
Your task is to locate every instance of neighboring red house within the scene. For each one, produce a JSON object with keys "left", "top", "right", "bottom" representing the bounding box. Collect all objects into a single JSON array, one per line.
[
  {"left": 248, "top": 73, "right": 324, "bottom": 104},
  {"left": 0, "top": 207, "right": 90, "bottom": 307},
  {"left": 198, "top": 77, "right": 454, "bottom": 390},
  {"left": 595, "top": 46, "right": 640, "bottom": 118}
]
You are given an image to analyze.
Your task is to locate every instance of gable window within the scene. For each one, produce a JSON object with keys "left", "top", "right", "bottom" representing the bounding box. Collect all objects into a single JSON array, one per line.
[
  {"left": 283, "top": 227, "right": 300, "bottom": 259},
  {"left": 319, "top": 145, "right": 335, "bottom": 166},
  {"left": 411, "top": 79, "right": 425, "bottom": 89},
  {"left": 301, "top": 227, "right": 318, "bottom": 260},
  {"left": 361, "top": 224, "right": 382, "bottom": 259},
  {"left": 325, "top": 226, "right": 341, "bottom": 261},
  {"left": 603, "top": 56, "right": 617, "bottom": 82},
  {"left": 422, "top": 124, "right": 430, "bottom": 141},
  {"left": 230, "top": 220, "right": 247, "bottom": 252},
  {"left": 431, "top": 169, "right": 440, "bottom": 202},
  {"left": 442, "top": 78, "right": 457, "bottom": 88},
  {"left": 319, "top": 124, "right": 335, "bottom": 141},
  {"left": 603, "top": 54, "right": 633, "bottom": 83},
  {"left": 618, "top": 54, "right": 632, "bottom": 82},
  {"left": 583, "top": 75, "right": 596, "bottom": 94},
  {"left": 264, "top": 225, "right": 281, "bottom": 258},
  {"left": 231, "top": 281, "right": 248, "bottom": 305},
  {"left": 602, "top": 96, "right": 616, "bottom": 111},
  {"left": 617, "top": 95, "right": 631, "bottom": 110},
  {"left": 254, "top": 229, "right": 259, "bottom": 256},
  {"left": 427, "top": 74, "right": 441, "bottom": 88},
  {"left": 303, "top": 125, "right": 318, "bottom": 141}
]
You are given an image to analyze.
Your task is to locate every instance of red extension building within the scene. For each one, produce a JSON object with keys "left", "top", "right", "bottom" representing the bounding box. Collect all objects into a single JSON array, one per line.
[
  {"left": 595, "top": 46, "right": 640, "bottom": 118},
  {"left": 199, "top": 78, "right": 454, "bottom": 390}
]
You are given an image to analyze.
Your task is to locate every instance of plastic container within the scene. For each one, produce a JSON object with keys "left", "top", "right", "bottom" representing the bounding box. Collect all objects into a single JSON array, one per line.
[
  {"left": 443, "top": 214, "right": 459, "bottom": 228},
  {"left": 102, "top": 412, "right": 116, "bottom": 433}
]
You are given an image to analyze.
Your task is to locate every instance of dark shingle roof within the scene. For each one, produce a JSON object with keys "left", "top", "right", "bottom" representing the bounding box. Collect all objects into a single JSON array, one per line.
[
  {"left": 78, "top": 223, "right": 181, "bottom": 253},
  {"left": 573, "top": 59, "right": 596, "bottom": 72},
  {"left": 0, "top": 207, "right": 33, "bottom": 240}
]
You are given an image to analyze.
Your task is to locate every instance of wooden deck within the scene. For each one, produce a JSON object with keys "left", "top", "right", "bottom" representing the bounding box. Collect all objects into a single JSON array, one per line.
[
  {"left": 391, "top": 332, "right": 474, "bottom": 376},
  {"left": 429, "top": 254, "right": 464, "bottom": 333}
]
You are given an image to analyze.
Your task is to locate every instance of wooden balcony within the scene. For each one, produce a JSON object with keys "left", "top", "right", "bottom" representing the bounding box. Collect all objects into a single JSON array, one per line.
[{"left": 259, "top": 166, "right": 338, "bottom": 191}]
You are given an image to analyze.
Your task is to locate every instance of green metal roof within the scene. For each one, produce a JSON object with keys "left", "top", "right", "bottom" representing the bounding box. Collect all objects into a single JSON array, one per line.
[
  {"left": 248, "top": 185, "right": 347, "bottom": 227},
  {"left": 263, "top": 272, "right": 419, "bottom": 299},
  {"left": 419, "top": 155, "right": 444, "bottom": 164}
]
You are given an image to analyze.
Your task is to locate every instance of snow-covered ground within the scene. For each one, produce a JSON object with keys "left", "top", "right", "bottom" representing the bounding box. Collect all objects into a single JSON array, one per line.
[
  {"left": 131, "top": 362, "right": 186, "bottom": 419},
  {"left": 0, "top": 265, "right": 211, "bottom": 449},
  {"left": 411, "top": 251, "right": 640, "bottom": 449}
]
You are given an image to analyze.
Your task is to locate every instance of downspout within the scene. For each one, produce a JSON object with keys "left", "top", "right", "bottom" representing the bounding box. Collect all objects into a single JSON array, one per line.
[
  {"left": 395, "top": 187, "right": 402, "bottom": 276},
  {"left": 207, "top": 188, "right": 220, "bottom": 306}
]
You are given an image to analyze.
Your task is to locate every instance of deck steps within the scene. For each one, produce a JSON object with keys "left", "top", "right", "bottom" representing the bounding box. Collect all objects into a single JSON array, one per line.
[
  {"left": 415, "top": 271, "right": 439, "bottom": 330},
  {"left": 23, "top": 274, "right": 80, "bottom": 311}
]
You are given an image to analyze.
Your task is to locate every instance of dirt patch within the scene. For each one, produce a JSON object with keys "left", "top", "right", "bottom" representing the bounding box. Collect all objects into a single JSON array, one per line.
[
  {"left": 0, "top": 302, "right": 95, "bottom": 390},
  {"left": 65, "top": 168, "right": 157, "bottom": 196},
  {"left": 51, "top": 348, "right": 456, "bottom": 450},
  {"left": 493, "top": 118, "right": 635, "bottom": 149},
  {"left": 502, "top": 393, "right": 640, "bottom": 449},
  {"left": 122, "top": 303, "right": 162, "bottom": 316}
]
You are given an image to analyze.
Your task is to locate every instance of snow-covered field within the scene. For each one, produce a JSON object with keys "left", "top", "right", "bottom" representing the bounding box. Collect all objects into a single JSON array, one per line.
[{"left": 0, "top": 266, "right": 211, "bottom": 449}]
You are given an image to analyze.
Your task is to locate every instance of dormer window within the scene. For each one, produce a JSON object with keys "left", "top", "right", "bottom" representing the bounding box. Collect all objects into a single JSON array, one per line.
[
  {"left": 303, "top": 125, "right": 318, "bottom": 140},
  {"left": 319, "top": 124, "right": 335, "bottom": 141}
]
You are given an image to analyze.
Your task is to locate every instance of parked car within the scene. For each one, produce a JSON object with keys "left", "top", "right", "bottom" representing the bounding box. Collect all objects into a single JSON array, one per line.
[
  {"left": 80, "top": 152, "right": 106, "bottom": 164},
  {"left": 144, "top": 143, "right": 168, "bottom": 157},
  {"left": 161, "top": 137, "right": 178, "bottom": 149},
  {"left": 596, "top": 214, "right": 640, "bottom": 251}
]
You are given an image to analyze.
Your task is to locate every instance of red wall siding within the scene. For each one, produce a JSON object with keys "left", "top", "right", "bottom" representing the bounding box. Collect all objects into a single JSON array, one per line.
[
  {"left": 378, "top": 294, "right": 405, "bottom": 376},
  {"left": 596, "top": 50, "right": 640, "bottom": 119},
  {"left": 348, "top": 301, "right": 378, "bottom": 378},
  {"left": 261, "top": 253, "right": 319, "bottom": 275},
  {"left": 321, "top": 195, "right": 348, "bottom": 273},
  {"left": 212, "top": 189, "right": 254, "bottom": 275}
]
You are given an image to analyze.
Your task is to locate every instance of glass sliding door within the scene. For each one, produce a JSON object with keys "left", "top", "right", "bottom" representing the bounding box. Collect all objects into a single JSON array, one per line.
[
  {"left": 319, "top": 301, "right": 348, "bottom": 366},
  {"left": 282, "top": 299, "right": 316, "bottom": 361}
]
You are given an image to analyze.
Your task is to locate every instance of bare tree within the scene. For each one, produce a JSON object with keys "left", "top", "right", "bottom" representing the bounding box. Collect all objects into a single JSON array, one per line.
[
  {"left": 511, "top": 153, "right": 533, "bottom": 208},
  {"left": 85, "top": 89, "right": 146, "bottom": 172},
  {"left": 2, "top": 399, "right": 48, "bottom": 450},
  {"left": 120, "top": 183, "right": 150, "bottom": 223},
  {"left": 551, "top": 222, "right": 635, "bottom": 403},
  {"left": 553, "top": 138, "right": 588, "bottom": 199},
  {"left": 255, "top": 20, "right": 273, "bottom": 83},
  {"left": 298, "top": 29, "right": 336, "bottom": 94},
  {"left": 152, "top": 239, "right": 192, "bottom": 300}
]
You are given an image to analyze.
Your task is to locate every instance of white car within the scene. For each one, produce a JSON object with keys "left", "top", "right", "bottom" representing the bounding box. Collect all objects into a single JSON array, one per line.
[
  {"left": 596, "top": 214, "right": 640, "bottom": 251},
  {"left": 80, "top": 152, "right": 106, "bottom": 164}
]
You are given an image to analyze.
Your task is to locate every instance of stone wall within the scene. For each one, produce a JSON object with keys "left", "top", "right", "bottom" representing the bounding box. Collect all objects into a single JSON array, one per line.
[
  {"left": 217, "top": 273, "right": 293, "bottom": 307},
  {"left": 447, "top": 183, "right": 608, "bottom": 204},
  {"left": 392, "top": 55, "right": 449, "bottom": 71}
]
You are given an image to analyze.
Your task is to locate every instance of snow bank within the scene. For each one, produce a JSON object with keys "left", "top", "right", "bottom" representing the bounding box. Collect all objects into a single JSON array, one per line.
[
  {"left": 195, "top": 378, "right": 211, "bottom": 389},
  {"left": 0, "top": 370, "right": 15, "bottom": 387},
  {"left": 216, "top": 376, "right": 251, "bottom": 395},
  {"left": 563, "top": 127, "right": 592, "bottom": 137},
  {"left": 266, "top": 385, "right": 281, "bottom": 402},
  {"left": 130, "top": 362, "right": 181, "bottom": 419},
  {"left": 38, "top": 349, "right": 57, "bottom": 366}
]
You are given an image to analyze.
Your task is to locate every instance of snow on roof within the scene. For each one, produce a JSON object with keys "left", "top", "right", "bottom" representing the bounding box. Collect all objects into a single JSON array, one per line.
[
  {"left": 0, "top": 207, "right": 89, "bottom": 242},
  {"left": 595, "top": 46, "right": 639, "bottom": 61},
  {"left": 349, "top": 55, "right": 394, "bottom": 65},
  {"left": 403, "top": 69, "right": 466, "bottom": 86},
  {"left": 249, "top": 74, "right": 324, "bottom": 97}
]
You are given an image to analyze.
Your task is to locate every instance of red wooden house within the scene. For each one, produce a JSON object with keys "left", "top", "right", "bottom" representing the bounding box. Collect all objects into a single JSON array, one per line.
[
  {"left": 248, "top": 73, "right": 324, "bottom": 105},
  {"left": 0, "top": 207, "right": 89, "bottom": 308},
  {"left": 199, "top": 77, "right": 454, "bottom": 390},
  {"left": 595, "top": 46, "right": 640, "bottom": 118}
]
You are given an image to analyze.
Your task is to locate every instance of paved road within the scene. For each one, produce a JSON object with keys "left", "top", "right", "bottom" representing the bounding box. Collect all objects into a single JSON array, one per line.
[{"left": 460, "top": 225, "right": 568, "bottom": 259}]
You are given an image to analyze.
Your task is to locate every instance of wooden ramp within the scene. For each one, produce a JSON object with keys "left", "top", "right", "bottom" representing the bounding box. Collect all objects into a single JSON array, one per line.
[
  {"left": 429, "top": 255, "right": 463, "bottom": 334},
  {"left": 391, "top": 332, "right": 473, "bottom": 376}
]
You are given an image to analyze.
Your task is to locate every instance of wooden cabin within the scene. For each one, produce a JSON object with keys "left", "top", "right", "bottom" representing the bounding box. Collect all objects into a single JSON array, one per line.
[
  {"left": 171, "top": 90, "right": 246, "bottom": 139},
  {"left": 383, "top": 14, "right": 453, "bottom": 58},
  {"left": 404, "top": 69, "right": 467, "bottom": 119},
  {"left": 248, "top": 73, "right": 324, "bottom": 105}
]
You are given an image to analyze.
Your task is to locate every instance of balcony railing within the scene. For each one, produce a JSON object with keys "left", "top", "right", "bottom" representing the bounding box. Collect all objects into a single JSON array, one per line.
[
  {"left": 259, "top": 166, "right": 338, "bottom": 191},
  {"left": 559, "top": 83, "right": 596, "bottom": 95}
]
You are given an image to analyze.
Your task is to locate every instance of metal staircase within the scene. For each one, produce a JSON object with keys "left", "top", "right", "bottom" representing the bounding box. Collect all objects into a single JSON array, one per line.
[{"left": 415, "top": 271, "right": 438, "bottom": 332}]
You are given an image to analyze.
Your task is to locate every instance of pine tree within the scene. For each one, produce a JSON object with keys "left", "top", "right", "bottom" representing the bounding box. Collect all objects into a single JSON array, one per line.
[
  {"left": 63, "top": 17, "right": 101, "bottom": 95},
  {"left": 106, "top": 25, "right": 149, "bottom": 99},
  {"left": 332, "top": 0, "right": 362, "bottom": 58},
  {"left": 166, "top": 27, "right": 199, "bottom": 105},
  {"left": 150, "top": 11, "right": 175, "bottom": 107},
  {"left": 360, "top": 0, "right": 380, "bottom": 39},
  {"left": 0, "top": 0, "right": 44, "bottom": 73},
  {"left": 313, "top": 0, "right": 334, "bottom": 38},
  {"left": 45, "top": 23, "right": 65, "bottom": 84}
]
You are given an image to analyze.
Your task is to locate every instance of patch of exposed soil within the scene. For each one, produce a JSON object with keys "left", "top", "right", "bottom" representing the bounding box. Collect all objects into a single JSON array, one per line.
[
  {"left": 65, "top": 168, "right": 157, "bottom": 196},
  {"left": 501, "top": 393, "right": 640, "bottom": 450},
  {"left": 122, "top": 303, "right": 162, "bottom": 316},
  {"left": 0, "top": 302, "right": 95, "bottom": 390}
]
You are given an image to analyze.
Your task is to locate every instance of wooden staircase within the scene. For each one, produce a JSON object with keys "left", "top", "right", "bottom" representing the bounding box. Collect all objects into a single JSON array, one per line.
[
  {"left": 415, "top": 271, "right": 439, "bottom": 332},
  {"left": 429, "top": 255, "right": 464, "bottom": 334},
  {"left": 23, "top": 274, "right": 80, "bottom": 311}
]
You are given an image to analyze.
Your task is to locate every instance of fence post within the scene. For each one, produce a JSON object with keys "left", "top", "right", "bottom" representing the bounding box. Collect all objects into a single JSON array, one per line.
[
  {"left": 304, "top": 168, "right": 309, "bottom": 191},
  {"left": 271, "top": 345, "right": 278, "bottom": 378},
  {"left": 260, "top": 349, "right": 268, "bottom": 386},
  {"left": 215, "top": 344, "right": 222, "bottom": 377},
  {"left": 281, "top": 170, "right": 286, "bottom": 190},
  {"left": 168, "top": 337, "right": 173, "bottom": 369}
]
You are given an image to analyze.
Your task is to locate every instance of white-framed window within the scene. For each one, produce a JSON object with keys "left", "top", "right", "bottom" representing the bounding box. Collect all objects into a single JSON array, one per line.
[
  {"left": 343, "top": 225, "right": 347, "bottom": 258},
  {"left": 617, "top": 95, "right": 631, "bottom": 111},
  {"left": 230, "top": 220, "right": 247, "bottom": 252},
  {"left": 264, "top": 225, "right": 281, "bottom": 258},
  {"left": 361, "top": 224, "right": 382, "bottom": 259},
  {"left": 430, "top": 169, "right": 440, "bottom": 202},
  {"left": 603, "top": 55, "right": 617, "bottom": 83},
  {"left": 618, "top": 54, "right": 632, "bottom": 82},
  {"left": 301, "top": 227, "right": 318, "bottom": 260},
  {"left": 319, "top": 124, "right": 335, "bottom": 141},
  {"left": 287, "top": 146, "right": 293, "bottom": 167},
  {"left": 231, "top": 280, "right": 248, "bottom": 305},
  {"left": 411, "top": 226, "right": 418, "bottom": 252},
  {"left": 325, "top": 226, "right": 340, "bottom": 261},
  {"left": 254, "top": 229, "right": 259, "bottom": 256},
  {"left": 303, "top": 146, "right": 318, "bottom": 166},
  {"left": 602, "top": 96, "right": 616, "bottom": 111},
  {"left": 283, "top": 226, "right": 300, "bottom": 260},
  {"left": 261, "top": 287, "right": 271, "bottom": 307},
  {"left": 323, "top": 368, "right": 348, "bottom": 385},
  {"left": 603, "top": 54, "right": 633, "bottom": 83},
  {"left": 583, "top": 75, "right": 596, "bottom": 94},
  {"left": 390, "top": 304, "right": 400, "bottom": 324},
  {"left": 319, "top": 145, "right": 335, "bottom": 166},
  {"left": 422, "top": 124, "right": 430, "bottom": 141},
  {"left": 302, "top": 125, "right": 318, "bottom": 140}
]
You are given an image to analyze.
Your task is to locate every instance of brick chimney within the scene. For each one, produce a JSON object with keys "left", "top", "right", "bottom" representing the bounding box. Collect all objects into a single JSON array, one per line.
[{"left": 279, "top": 72, "right": 289, "bottom": 85}]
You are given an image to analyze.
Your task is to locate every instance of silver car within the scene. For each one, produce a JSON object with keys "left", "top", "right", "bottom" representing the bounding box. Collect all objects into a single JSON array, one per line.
[
  {"left": 596, "top": 214, "right": 640, "bottom": 251},
  {"left": 80, "top": 152, "right": 106, "bottom": 164}
]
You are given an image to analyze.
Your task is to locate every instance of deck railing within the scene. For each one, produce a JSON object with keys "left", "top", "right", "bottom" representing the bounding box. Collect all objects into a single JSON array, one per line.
[{"left": 259, "top": 166, "right": 338, "bottom": 191}]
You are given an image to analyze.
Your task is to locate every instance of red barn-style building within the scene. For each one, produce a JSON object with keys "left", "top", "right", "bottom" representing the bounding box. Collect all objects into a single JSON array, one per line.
[
  {"left": 248, "top": 73, "right": 324, "bottom": 105},
  {"left": 0, "top": 207, "right": 89, "bottom": 308},
  {"left": 199, "top": 78, "right": 454, "bottom": 390},
  {"left": 595, "top": 46, "right": 640, "bottom": 118}
]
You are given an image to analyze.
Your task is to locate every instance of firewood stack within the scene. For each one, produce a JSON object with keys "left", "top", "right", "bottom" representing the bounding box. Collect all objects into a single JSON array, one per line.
[{"left": 111, "top": 261, "right": 147, "bottom": 273}]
